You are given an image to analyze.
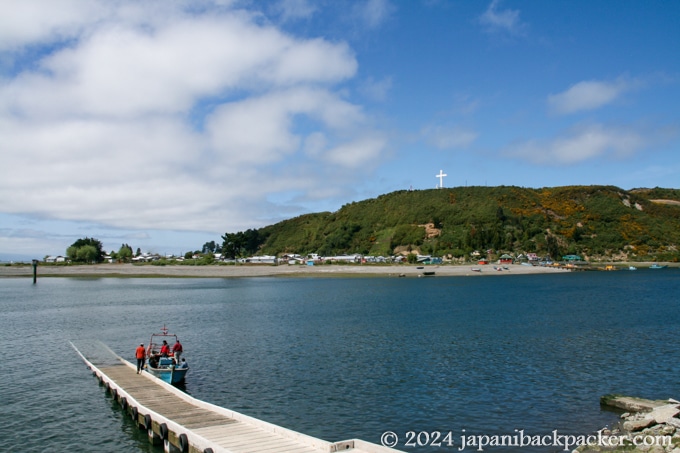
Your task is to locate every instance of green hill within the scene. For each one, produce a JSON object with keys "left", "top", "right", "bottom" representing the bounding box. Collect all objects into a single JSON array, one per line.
[{"left": 242, "top": 185, "right": 680, "bottom": 262}]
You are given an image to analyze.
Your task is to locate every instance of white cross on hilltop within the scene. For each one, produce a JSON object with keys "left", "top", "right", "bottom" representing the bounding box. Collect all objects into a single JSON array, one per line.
[{"left": 436, "top": 169, "right": 447, "bottom": 188}]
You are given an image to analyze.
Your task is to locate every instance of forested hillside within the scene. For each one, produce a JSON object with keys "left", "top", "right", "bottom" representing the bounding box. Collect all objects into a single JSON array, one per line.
[{"left": 229, "top": 186, "right": 680, "bottom": 262}]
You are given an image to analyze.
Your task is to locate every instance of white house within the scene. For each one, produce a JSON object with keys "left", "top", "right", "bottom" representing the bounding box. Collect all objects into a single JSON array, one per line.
[
  {"left": 326, "top": 254, "right": 361, "bottom": 263},
  {"left": 526, "top": 253, "right": 539, "bottom": 262},
  {"left": 132, "top": 253, "right": 161, "bottom": 262},
  {"left": 416, "top": 254, "right": 432, "bottom": 263},
  {"left": 246, "top": 255, "right": 277, "bottom": 264},
  {"left": 45, "top": 256, "right": 66, "bottom": 263}
]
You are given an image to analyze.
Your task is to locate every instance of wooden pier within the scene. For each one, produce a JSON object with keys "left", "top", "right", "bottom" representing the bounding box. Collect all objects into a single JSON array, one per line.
[{"left": 73, "top": 344, "right": 402, "bottom": 453}]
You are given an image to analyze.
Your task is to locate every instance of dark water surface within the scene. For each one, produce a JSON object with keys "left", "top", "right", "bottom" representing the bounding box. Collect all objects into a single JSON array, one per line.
[{"left": 1, "top": 270, "right": 679, "bottom": 452}]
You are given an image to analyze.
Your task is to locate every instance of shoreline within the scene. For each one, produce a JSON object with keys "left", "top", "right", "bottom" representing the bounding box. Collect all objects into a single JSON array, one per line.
[
  {"left": 0, "top": 262, "right": 577, "bottom": 278},
  {"left": 1, "top": 261, "right": 675, "bottom": 279}
]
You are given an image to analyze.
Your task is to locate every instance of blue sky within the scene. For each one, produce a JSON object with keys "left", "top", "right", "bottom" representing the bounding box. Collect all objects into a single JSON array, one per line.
[{"left": 1, "top": 0, "right": 678, "bottom": 261}]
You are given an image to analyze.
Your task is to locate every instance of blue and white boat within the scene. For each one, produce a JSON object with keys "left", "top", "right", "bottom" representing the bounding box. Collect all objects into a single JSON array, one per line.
[
  {"left": 146, "top": 325, "right": 188, "bottom": 385},
  {"left": 650, "top": 263, "right": 668, "bottom": 269}
]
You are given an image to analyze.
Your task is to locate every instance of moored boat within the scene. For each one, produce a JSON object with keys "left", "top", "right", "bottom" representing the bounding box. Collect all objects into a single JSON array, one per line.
[
  {"left": 146, "top": 325, "right": 188, "bottom": 385},
  {"left": 628, "top": 266, "right": 637, "bottom": 271},
  {"left": 650, "top": 263, "right": 668, "bottom": 269}
]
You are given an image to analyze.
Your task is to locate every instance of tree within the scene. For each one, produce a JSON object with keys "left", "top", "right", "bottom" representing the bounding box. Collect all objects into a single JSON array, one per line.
[
  {"left": 221, "top": 232, "right": 246, "bottom": 259},
  {"left": 66, "top": 237, "right": 105, "bottom": 263},
  {"left": 243, "top": 229, "right": 261, "bottom": 255},
  {"left": 496, "top": 206, "right": 507, "bottom": 222},
  {"left": 118, "top": 244, "right": 133, "bottom": 262},
  {"left": 546, "top": 235, "right": 560, "bottom": 260},
  {"left": 200, "top": 252, "right": 215, "bottom": 265},
  {"left": 66, "top": 246, "right": 78, "bottom": 261},
  {"left": 202, "top": 241, "right": 217, "bottom": 254},
  {"left": 76, "top": 245, "right": 98, "bottom": 263}
]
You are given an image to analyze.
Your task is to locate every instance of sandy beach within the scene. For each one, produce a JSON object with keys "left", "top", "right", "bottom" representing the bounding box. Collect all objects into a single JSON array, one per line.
[{"left": 0, "top": 262, "right": 576, "bottom": 278}]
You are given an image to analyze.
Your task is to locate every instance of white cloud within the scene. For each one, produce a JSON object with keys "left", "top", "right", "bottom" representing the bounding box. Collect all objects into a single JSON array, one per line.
[
  {"left": 505, "top": 124, "right": 645, "bottom": 165},
  {"left": 303, "top": 132, "right": 328, "bottom": 157},
  {"left": 360, "top": 76, "right": 393, "bottom": 102},
  {"left": 0, "top": 15, "right": 357, "bottom": 119},
  {"left": 324, "top": 135, "right": 387, "bottom": 167},
  {"left": 0, "top": 0, "right": 109, "bottom": 51},
  {"left": 353, "top": 0, "right": 394, "bottom": 29},
  {"left": 422, "top": 125, "right": 478, "bottom": 149},
  {"left": 479, "top": 0, "right": 525, "bottom": 35},
  {"left": 207, "top": 87, "right": 367, "bottom": 164},
  {"left": 548, "top": 79, "right": 632, "bottom": 115},
  {"left": 0, "top": 1, "right": 387, "bottom": 237},
  {"left": 274, "top": 0, "right": 318, "bottom": 22}
]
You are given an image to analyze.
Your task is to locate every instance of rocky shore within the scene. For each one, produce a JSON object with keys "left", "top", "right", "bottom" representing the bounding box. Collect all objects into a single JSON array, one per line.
[{"left": 575, "top": 396, "right": 680, "bottom": 452}]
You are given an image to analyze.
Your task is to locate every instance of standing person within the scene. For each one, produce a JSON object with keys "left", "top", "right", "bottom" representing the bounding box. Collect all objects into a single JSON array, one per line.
[
  {"left": 172, "top": 339, "right": 183, "bottom": 363},
  {"left": 135, "top": 343, "right": 146, "bottom": 374},
  {"left": 159, "top": 340, "right": 170, "bottom": 357}
]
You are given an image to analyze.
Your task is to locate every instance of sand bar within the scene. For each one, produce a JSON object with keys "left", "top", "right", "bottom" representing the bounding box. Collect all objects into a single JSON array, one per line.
[{"left": 0, "top": 263, "right": 575, "bottom": 278}]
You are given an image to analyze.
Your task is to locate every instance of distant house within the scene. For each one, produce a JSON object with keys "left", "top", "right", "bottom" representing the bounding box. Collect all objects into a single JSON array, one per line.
[
  {"left": 281, "top": 253, "right": 302, "bottom": 264},
  {"left": 363, "top": 255, "right": 383, "bottom": 263},
  {"left": 499, "top": 254, "right": 513, "bottom": 264},
  {"left": 562, "top": 254, "right": 582, "bottom": 262},
  {"left": 246, "top": 255, "right": 277, "bottom": 264},
  {"left": 326, "top": 254, "right": 361, "bottom": 263},
  {"left": 420, "top": 256, "right": 443, "bottom": 265},
  {"left": 132, "top": 253, "right": 161, "bottom": 262},
  {"left": 416, "top": 255, "right": 431, "bottom": 263},
  {"left": 45, "top": 256, "right": 66, "bottom": 263},
  {"left": 526, "top": 253, "right": 539, "bottom": 262},
  {"left": 478, "top": 258, "right": 489, "bottom": 265}
]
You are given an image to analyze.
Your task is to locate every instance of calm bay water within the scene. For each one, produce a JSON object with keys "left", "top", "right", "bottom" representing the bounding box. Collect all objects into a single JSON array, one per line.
[{"left": 1, "top": 270, "right": 679, "bottom": 452}]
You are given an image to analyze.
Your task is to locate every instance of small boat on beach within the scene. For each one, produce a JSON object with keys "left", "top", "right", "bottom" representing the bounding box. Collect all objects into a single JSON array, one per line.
[
  {"left": 471, "top": 268, "right": 481, "bottom": 272},
  {"left": 650, "top": 263, "right": 668, "bottom": 269},
  {"left": 146, "top": 325, "right": 188, "bottom": 385}
]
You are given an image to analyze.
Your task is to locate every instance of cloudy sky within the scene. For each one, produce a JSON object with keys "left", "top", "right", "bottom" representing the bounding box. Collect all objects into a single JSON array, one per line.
[{"left": 1, "top": 0, "right": 678, "bottom": 260}]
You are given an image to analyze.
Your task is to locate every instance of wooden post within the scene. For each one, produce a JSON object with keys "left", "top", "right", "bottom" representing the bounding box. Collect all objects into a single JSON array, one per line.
[{"left": 32, "top": 259, "right": 38, "bottom": 284}]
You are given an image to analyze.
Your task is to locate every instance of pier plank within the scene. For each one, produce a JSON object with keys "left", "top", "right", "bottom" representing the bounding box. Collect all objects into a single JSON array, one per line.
[{"left": 76, "top": 348, "right": 403, "bottom": 453}]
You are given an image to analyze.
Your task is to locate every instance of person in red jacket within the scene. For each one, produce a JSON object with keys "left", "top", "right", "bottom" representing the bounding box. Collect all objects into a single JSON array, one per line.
[
  {"left": 135, "top": 343, "right": 146, "bottom": 374},
  {"left": 172, "top": 339, "right": 183, "bottom": 363},
  {"left": 159, "top": 340, "right": 170, "bottom": 357}
]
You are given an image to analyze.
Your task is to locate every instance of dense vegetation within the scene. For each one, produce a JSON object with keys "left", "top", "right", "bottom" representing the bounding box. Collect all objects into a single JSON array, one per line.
[
  {"left": 221, "top": 185, "right": 680, "bottom": 262},
  {"left": 66, "top": 237, "right": 105, "bottom": 263}
]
